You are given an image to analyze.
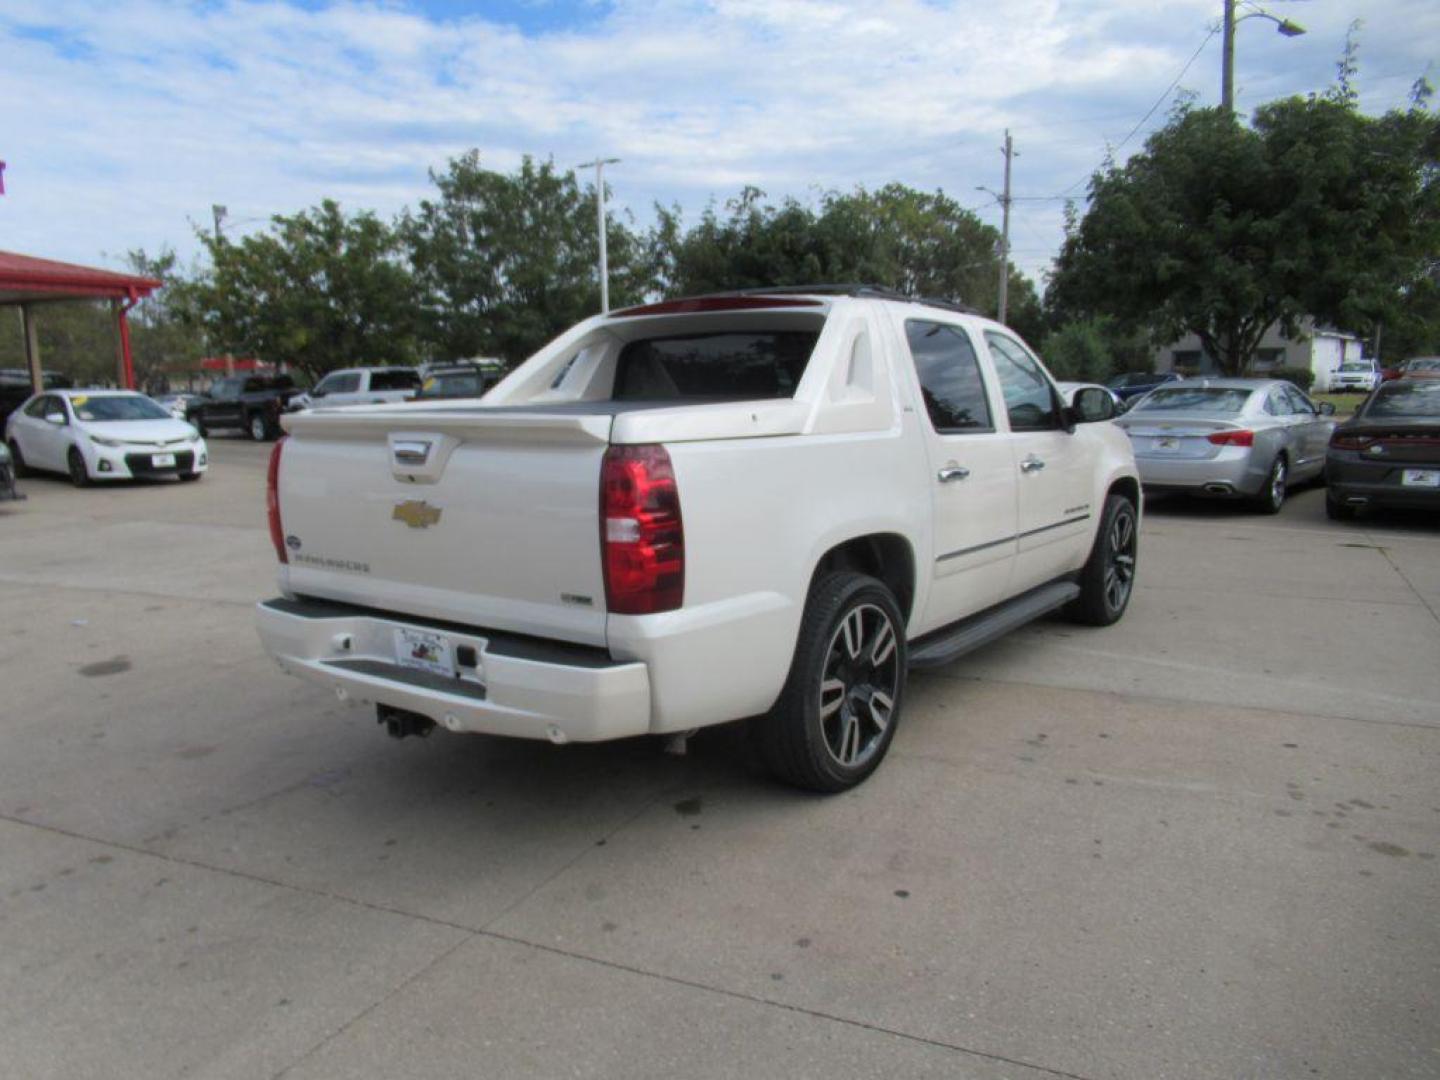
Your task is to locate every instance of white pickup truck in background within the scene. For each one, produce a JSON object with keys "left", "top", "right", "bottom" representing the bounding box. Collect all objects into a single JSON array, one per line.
[{"left": 256, "top": 287, "right": 1140, "bottom": 791}]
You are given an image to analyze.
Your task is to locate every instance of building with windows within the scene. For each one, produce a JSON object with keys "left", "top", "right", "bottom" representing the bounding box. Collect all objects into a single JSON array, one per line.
[{"left": 1155, "top": 320, "right": 1369, "bottom": 391}]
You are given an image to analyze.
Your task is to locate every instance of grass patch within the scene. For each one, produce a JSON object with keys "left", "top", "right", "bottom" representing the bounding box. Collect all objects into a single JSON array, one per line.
[{"left": 1311, "top": 391, "right": 1365, "bottom": 417}]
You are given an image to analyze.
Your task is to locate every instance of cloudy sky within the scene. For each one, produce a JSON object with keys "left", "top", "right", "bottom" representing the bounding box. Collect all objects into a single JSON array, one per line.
[{"left": 1, "top": 0, "right": 1435, "bottom": 293}]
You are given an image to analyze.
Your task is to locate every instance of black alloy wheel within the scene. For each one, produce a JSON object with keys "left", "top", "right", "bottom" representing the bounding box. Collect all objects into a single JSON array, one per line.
[
  {"left": 756, "top": 571, "right": 908, "bottom": 792},
  {"left": 1068, "top": 493, "right": 1139, "bottom": 626},
  {"left": 67, "top": 447, "right": 91, "bottom": 488},
  {"left": 817, "top": 603, "right": 901, "bottom": 770}
]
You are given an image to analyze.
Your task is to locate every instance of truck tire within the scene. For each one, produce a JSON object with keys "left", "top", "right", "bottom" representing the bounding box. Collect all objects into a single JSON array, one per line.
[
  {"left": 1066, "top": 492, "right": 1138, "bottom": 627},
  {"left": 756, "top": 571, "right": 907, "bottom": 793},
  {"left": 249, "top": 412, "right": 276, "bottom": 442}
]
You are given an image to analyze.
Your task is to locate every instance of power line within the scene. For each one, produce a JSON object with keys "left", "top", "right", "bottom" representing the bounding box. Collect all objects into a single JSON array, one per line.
[{"left": 1051, "top": 25, "right": 1221, "bottom": 200}]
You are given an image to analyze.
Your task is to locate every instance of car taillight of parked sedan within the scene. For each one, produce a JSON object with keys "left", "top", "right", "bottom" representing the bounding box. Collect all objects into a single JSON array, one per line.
[{"left": 1206, "top": 430, "right": 1254, "bottom": 447}]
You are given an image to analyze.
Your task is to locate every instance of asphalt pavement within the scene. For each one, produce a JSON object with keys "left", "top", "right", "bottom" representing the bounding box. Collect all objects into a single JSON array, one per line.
[{"left": 1, "top": 437, "right": 1437, "bottom": 1080}]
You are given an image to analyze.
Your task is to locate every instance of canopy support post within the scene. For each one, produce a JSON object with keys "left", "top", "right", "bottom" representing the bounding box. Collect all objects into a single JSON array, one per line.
[
  {"left": 21, "top": 303, "right": 43, "bottom": 395},
  {"left": 115, "top": 292, "right": 139, "bottom": 390}
]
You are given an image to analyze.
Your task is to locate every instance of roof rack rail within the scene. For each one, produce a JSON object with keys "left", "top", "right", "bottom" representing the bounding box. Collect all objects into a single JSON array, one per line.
[{"left": 711, "top": 283, "right": 981, "bottom": 316}]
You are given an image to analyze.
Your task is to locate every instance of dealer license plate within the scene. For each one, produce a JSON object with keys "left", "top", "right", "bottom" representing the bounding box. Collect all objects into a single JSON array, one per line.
[
  {"left": 394, "top": 627, "right": 451, "bottom": 676},
  {"left": 1401, "top": 469, "right": 1440, "bottom": 488},
  {"left": 152, "top": 453, "right": 176, "bottom": 467}
]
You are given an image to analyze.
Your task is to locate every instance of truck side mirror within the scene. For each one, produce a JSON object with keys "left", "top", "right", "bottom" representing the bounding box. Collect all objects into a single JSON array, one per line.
[{"left": 1071, "top": 386, "right": 1117, "bottom": 424}]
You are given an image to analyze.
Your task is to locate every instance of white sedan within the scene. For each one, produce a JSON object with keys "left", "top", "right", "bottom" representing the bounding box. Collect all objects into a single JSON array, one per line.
[{"left": 4, "top": 389, "right": 209, "bottom": 486}]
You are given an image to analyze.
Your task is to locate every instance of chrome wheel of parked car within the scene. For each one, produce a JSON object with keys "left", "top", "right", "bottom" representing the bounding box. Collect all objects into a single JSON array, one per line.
[
  {"left": 757, "top": 571, "right": 907, "bottom": 792},
  {"left": 818, "top": 603, "right": 900, "bottom": 769},
  {"left": 1256, "top": 457, "right": 1287, "bottom": 514},
  {"left": 250, "top": 413, "right": 269, "bottom": 441}
]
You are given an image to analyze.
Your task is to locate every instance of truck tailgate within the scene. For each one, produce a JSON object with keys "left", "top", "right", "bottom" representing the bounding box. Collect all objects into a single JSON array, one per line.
[{"left": 277, "top": 406, "right": 612, "bottom": 646}]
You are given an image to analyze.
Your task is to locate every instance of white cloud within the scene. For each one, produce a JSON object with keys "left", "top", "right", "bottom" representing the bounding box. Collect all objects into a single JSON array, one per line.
[{"left": 0, "top": 0, "right": 1432, "bottom": 295}]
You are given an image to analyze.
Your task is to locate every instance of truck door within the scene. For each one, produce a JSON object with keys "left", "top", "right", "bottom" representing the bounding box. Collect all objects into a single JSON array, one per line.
[
  {"left": 983, "top": 331, "right": 1097, "bottom": 593},
  {"left": 897, "top": 317, "right": 1018, "bottom": 632}
]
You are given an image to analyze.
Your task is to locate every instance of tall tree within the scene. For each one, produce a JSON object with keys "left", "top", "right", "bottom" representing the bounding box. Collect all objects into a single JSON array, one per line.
[
  {"left": 192, "top": 200, "right": 418, "bottom": 382},
  {"left": 651, "top": 184, "right": 1043, "bottom": 341},
  {"left": 122, "top": 248, "right": 205, "bottom": 391},
  {"left": 402, "top": 152, "right": 650, "bottom": 365},
  {"left": 1048, "top": 95, "right": 1440, "bottom": 374}
]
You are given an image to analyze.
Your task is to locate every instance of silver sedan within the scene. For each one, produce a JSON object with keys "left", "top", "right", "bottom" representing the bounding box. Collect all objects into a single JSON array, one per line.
[{"left": 1115, "top": 378, "right": 1337, "bottom": 513}]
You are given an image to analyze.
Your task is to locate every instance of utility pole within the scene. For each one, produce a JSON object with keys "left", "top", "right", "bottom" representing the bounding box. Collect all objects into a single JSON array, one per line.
[
  {"left": 997, "top": 130, "right": 1014, "bottom": 325},
  {"left": 577, "top": 158, "right": 620, "bottom": 312},
  {"left": 211, "top": 204, "right": 228, "bottom": 243},
  {"left": 1221, "top": 0, "right": 1236, "bottom": 114}
]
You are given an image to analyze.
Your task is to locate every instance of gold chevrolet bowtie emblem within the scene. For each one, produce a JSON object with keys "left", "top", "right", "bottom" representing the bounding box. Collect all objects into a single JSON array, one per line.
[{"left": 392, "top": 500, "right": 442, "bottom": 529}]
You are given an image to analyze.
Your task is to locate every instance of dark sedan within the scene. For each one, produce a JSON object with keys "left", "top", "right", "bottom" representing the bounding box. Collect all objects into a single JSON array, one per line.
[
  {"left": 1107, "top": 370, "right": 1183, "bottom": 402},
  {"left": 1326, "top": 379, "right": 1440, "bottom": 519}
]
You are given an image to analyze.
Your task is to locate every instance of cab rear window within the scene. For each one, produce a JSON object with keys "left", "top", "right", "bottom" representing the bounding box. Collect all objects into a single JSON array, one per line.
[
  {"left": 371, "top": 370, "right": 421, "bottom": 391},
  {"left": 612, "top": 331, "right": 819, "bottom": 401}
]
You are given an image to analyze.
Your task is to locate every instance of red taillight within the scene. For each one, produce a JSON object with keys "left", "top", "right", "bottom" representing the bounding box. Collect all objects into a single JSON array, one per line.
[
  {"left": 1330, "top": 432, "right": 1370, "bottom": 450},
  {"left": 267, "top": 436, "right": 288, "bottom": 564},
  {"left": 1207, "top": 429, "right": 1254, "bottom": 447},
  {"left": 600, "top": 444, "right": 684, "bottom": 615}
]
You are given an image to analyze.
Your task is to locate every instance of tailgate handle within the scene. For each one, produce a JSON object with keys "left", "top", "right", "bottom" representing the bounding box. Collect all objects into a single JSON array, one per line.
[{"left": 393, "top": 440, "right": 432, "bottom": 466}]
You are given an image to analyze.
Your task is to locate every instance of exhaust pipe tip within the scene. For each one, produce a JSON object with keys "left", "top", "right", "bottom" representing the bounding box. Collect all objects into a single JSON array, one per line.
[{"left": 1203, "top": 482, "right": 1235, "bottom": 495}]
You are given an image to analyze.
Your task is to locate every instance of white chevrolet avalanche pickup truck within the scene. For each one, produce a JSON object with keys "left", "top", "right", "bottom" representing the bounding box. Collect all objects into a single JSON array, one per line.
[{"left": 256, "top": 288, "right": 1140, "bottom": 791}]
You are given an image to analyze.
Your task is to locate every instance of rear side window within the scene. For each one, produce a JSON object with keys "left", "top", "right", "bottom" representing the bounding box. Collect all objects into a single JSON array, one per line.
[
  {"left": 371, "top": 370, "right": 421, "bottom": 391},
  {"left": 905, "top": 320, "right": 992, "bottom": 432},
  {"left": 986, "top": 332, "right": 1061, "bottom": 430},
  {"left": 612, "top": 331, "right": 818, "bottom": 401}
]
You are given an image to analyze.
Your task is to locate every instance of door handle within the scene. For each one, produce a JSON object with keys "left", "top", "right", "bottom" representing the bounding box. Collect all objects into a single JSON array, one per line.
[
  {"left": 1020, "top": 456, "right": 1046, "bottom": 474},
  {"left": 937, "top": 466, "right": 971, "bottom": 483}
]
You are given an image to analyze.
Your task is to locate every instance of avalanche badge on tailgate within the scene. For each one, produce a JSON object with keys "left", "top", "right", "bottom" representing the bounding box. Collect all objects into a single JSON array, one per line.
[{"left": 393, "top": 500, "right": 443, "bottom": 529}]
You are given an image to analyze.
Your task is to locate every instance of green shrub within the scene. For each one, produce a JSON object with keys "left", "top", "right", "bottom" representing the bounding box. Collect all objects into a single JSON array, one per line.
[{"left": 1040, "top": 319, "right": 1114, "bottom": 384}]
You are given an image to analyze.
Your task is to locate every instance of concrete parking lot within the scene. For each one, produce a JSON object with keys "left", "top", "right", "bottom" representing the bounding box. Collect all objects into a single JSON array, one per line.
[{"left": 2, "top": 438, "right": 1438, "bottom": 1080}]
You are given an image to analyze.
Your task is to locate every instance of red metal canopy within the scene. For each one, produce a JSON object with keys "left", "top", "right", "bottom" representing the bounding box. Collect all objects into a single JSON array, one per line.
[
  {"left": 0, "top": 250, "right": 163, "bottom": 391},
  {"left": 0, "top": 250, "right": 161, "bottom": 304}
]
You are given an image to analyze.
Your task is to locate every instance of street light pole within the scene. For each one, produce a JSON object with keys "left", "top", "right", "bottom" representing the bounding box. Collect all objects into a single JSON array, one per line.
[
  {"left": 577, "top": 157, "right": 621, "bottom": 313},
  {"left": 997, "top": 129, "right": 1013, "bottom": 326},
  {"left": 1221, "top": 1, "right": 1306, "bottom": 115}
]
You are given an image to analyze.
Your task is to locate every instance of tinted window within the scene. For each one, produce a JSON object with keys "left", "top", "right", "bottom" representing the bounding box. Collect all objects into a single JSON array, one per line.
[
  {"left": 318, "top": 373, "right": 361, "bottom": 394},
  {"left": 71, "top": 395, "right": 171, "bottom": 421},
  {"left": 612, "top": 331, "right": 818, "bottom": 401},
  {"left": 904, "top": 320, "right": 992, "bottom": 432},
  {"left": 25, "top": 395, "right": 56, "bottom": 418},
  {"left": 985, "top": 332, "right": 1061, "bottom": 430},
  {"left": 421, "top": 373, "right": 484, "bottom": 396},
  {"left": 1365, "top": 381, "right": 1440, "bottom": 418},
  {"left": 1134, "top": 387, "right": 1253, "bottom": 415},
  {"left": 371, "top": 370, "right": 421, "bottom": 391}
]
